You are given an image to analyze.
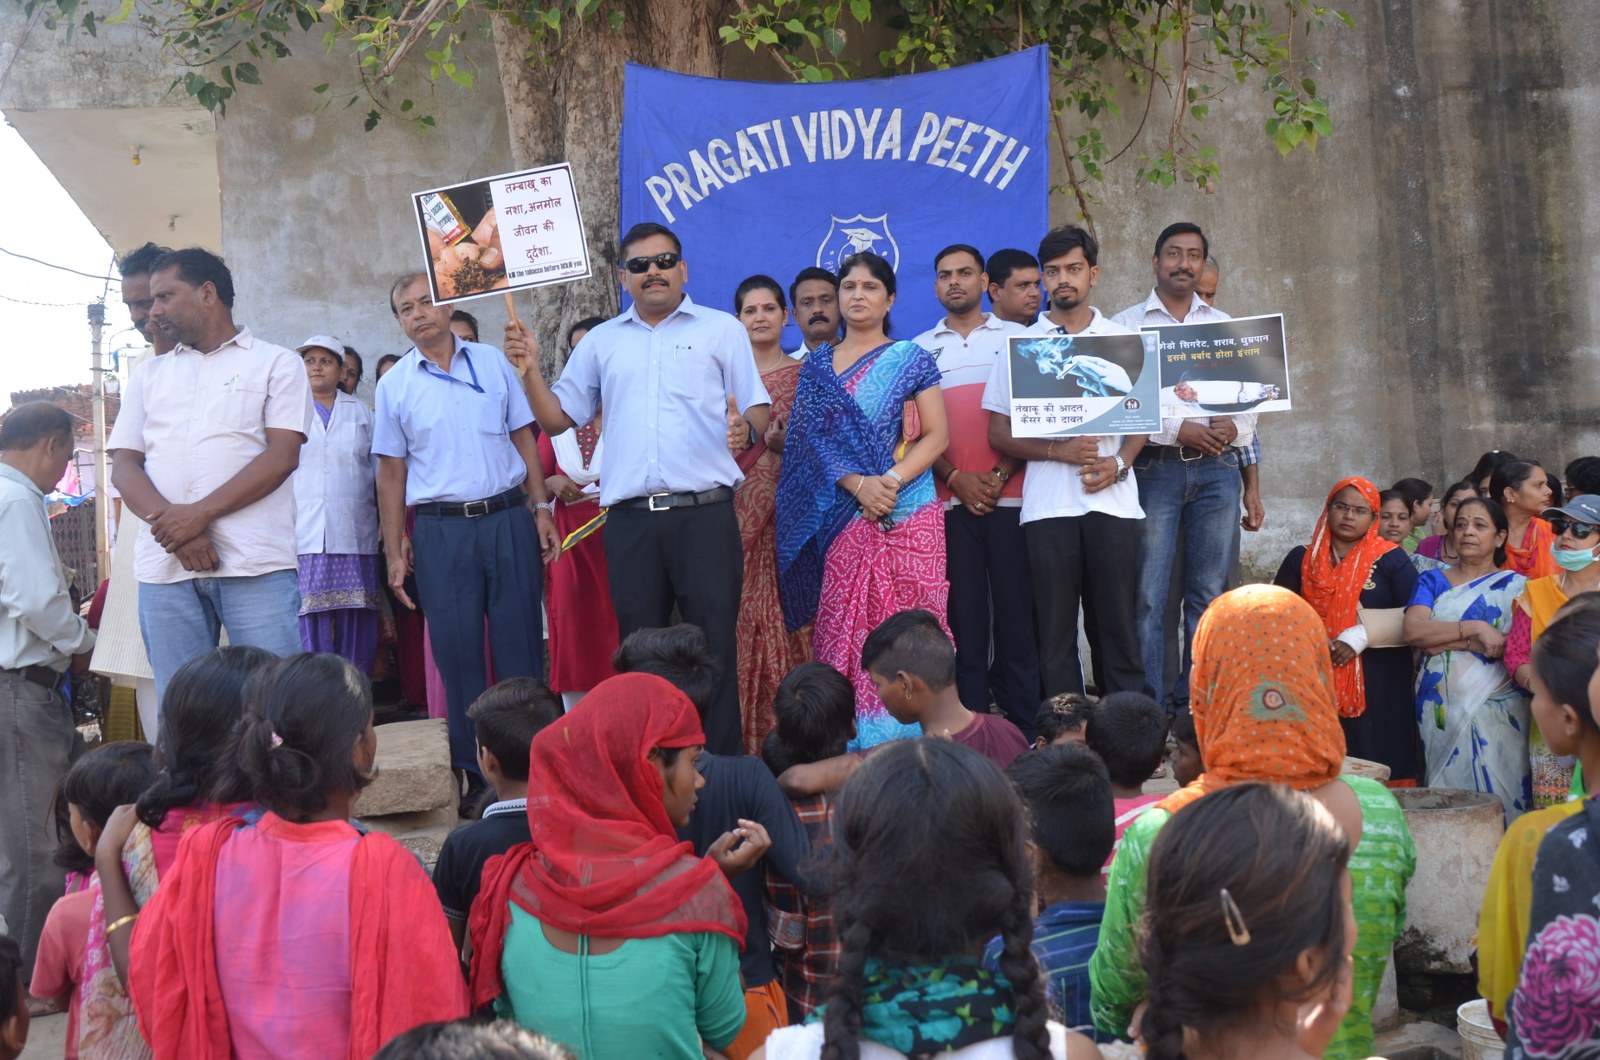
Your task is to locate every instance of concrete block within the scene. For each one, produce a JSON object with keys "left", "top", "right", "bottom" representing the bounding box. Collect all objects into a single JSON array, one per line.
[
  {"left": 352, "top": 718, "right": 456, "bottom": 818},
  {"left": 359, "top": 805, "right": 460, "bottom": 872},
  {"left": 1394, "top": 788, "right": 1505, "bottom": 976},
  {"left": 1375, "top": 1019, "right": 1465, "bottom": 1060},
  {"left": 1343, "top": 755, "right": 1393, "bottom": 784},
  {"left": 1375, "top": 952, "right": 1401, "bottom": 1031}
]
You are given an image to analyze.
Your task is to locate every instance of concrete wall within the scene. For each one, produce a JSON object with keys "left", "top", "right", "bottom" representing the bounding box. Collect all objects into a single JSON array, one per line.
[{"left": 8, "top": 1, "right": 1599, "bottom": 568}]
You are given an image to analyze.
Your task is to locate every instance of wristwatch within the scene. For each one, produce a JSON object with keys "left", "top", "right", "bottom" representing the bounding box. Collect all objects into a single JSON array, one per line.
[
  {"left": 1112, "top": 455, "right": 1129, "bottom": 482},
  {"left": 991, "top": 465, "right": 1011, "bottom": 484},
  {"left": 534, "top": 501, "right": 556, "bottom": 515}
]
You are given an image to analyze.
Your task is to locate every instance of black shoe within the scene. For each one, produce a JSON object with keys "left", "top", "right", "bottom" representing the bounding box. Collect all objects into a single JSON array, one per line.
[{"left": 459, "top": 773, "right": 490, "bottom": 819}]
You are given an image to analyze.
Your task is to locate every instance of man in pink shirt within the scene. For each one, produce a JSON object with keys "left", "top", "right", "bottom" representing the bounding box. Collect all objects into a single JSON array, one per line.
[
  {"left": 912, "top": 246, "right": 1042, "bottom": 741},
  {"left": 108, "top": 248, "right": 311, "bottom": 703}
]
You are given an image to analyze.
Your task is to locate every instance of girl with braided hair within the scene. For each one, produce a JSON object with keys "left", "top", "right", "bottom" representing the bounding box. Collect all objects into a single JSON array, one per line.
[
  {"left": 1138, "top": 782, "right": 1356, "bottom": 1060},
  {"left": 754, "top": 738, "right": 1101, "bottom": 1060}
]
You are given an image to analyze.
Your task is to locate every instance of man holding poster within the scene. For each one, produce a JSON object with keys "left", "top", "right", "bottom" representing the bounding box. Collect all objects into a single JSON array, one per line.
[
  {"left": 1113, "top": 222, "right": 1261, "bottom": 712},
  {"left": 982, "top": 226, "right": 1147, "bottom": 698},
  {"left": 507, "top": 223, "right": 771, "bottom": 756}
]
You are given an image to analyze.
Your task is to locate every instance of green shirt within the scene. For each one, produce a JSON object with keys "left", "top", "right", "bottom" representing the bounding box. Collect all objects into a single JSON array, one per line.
[
  {"left": 495, "top": 905, "right": 747, "bottom": 1058},
  {"left": 1088, "top": 777, "right": 1416, "bottom": 1060}
]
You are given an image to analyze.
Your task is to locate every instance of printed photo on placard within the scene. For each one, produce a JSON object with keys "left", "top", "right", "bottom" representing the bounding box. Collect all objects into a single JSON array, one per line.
[
  {"left": 412, "top": 163, "right": 592, "bottom": 305},
  {"left": 1004, "top": 331, "right": 1161, "bottom": 437},
  {"left": 1142, "top": 313, "right": 1291, "bottom": 418}
]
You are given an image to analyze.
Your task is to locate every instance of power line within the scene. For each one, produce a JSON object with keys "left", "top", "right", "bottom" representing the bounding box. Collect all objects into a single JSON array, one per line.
[
  {"left": 0, "top": 292, "right": 105, "bottom": 308},
  {"left": 0, "top": 246, "right": 121, "bottom": 282}
]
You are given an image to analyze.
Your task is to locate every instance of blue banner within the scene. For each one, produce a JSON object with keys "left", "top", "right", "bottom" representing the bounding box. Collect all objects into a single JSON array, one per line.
[{"left": 620, "top": 49, "right": 1051, "bottom": 347}]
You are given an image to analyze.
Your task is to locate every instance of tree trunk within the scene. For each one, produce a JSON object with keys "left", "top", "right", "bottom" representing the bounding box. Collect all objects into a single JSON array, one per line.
[{"left": 491, "top": 0, "right": 733, "bottom": 380}]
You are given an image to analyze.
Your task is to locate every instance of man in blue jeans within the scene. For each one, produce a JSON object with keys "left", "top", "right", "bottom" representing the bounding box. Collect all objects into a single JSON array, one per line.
[
  {"left": 109, "top": 248, "right": 310, "bottom": 704},
  {"left": 1113, "top": 223, "right": 1262, "bottom": 710}
]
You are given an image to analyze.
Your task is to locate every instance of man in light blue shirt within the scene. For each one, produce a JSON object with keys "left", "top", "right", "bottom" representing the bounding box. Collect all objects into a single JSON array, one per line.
[
  {"left": 375, "top": 274, "right": 559, "bottom": 804},
  {"left": 507, "top": 222, "right": 770, "bottom": 754}
]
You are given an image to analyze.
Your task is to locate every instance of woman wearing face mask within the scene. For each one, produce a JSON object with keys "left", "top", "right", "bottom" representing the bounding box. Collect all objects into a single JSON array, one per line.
[
  {"left": 1404, "top": 497, "right": 1532, "bottom": 821},
  {"left": 1504, "top": 495, "right": 1600, "bottom": 806}
]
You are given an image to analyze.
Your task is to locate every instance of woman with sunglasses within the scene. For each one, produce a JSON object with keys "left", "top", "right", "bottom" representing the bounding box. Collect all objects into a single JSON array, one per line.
[
  {"left": 1504, "top": 495, "right": 1600, "bottom": 806},
  {"left": 1275, "top": 478, "right": 1420, "bottom": 783},
  {"left": 776, "top": 251, "right": 951, "bottom": 748}
]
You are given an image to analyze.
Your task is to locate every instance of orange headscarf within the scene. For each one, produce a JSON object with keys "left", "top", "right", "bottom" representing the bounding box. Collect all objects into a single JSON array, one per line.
[
  {"left": 1158, "top": 585, "right": 1347, "bottom": 814},
  {"left": 1299, "top": 476, "right": 1399, "bottom": 718},
  {"left": 1504, "top": 517, "right": 1559, "bottom": 579}
]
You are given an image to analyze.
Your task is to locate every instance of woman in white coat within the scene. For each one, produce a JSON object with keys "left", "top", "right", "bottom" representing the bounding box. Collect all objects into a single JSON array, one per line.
[{"left": 293, "top": 337, "right": 382, "bottom": 673}]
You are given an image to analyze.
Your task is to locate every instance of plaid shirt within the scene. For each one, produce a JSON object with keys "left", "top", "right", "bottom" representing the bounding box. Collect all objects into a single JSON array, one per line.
[{"left": 764, "top": 793, "right": 837, "bottom": 1020}]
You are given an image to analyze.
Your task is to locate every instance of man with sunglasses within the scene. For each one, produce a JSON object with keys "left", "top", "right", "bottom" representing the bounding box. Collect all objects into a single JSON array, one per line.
[{"left": 507, "top": 222, "right": 771, "bottom": 755}]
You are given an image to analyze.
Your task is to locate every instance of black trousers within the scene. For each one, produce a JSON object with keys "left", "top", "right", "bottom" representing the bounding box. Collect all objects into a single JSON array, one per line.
[
  {"left": 1024, "top": 512, "right": 1144, "bottom": 698},
  {"left": 944, "top": 505, "right": 1043, "bottom": 741},
  {"left": 603, "top": 501, "right": 744, "bottom": 755}
]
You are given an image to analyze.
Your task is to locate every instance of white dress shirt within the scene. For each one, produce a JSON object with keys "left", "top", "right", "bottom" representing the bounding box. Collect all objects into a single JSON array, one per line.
[
  {"left": 107, "top": 327, "right": 312, "bottom": 584},
  {"left": 1111, "top": 289, "right": 1256, "bottom": 451},
  {"left": 981, "top": 307, "right": 1144, "bottom": 524},
  {"left": 550, "top": 294, "right": 771, "bottom": 507},
  {"left": 0, "top": 462, "right": 94, "bottom": 670},
  {"left": 293, "top": 390, "right": 379, "bottom": 556}
]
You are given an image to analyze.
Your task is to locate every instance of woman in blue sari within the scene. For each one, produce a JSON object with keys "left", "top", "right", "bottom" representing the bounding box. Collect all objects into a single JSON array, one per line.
[
  {"left": 1404, "top": 496, "right": 1532, "bottom": 820},
  {"left": 776, "top": 252, "right": 950, "bottom": 747}
]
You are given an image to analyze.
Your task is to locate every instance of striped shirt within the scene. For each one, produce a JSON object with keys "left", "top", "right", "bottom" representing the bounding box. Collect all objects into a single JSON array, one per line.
[{"left": 983, "top": 901, "right": 1105, "bottom": 1038}]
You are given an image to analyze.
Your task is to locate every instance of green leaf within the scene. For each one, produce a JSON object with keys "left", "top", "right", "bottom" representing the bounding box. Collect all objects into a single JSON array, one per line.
[
  {"left": 821, "top": 25, "right": 846, "bottom": 56},
  {"left": 1311, "top": 112, "right": 1331, "bottom": 137},
  {"left": 236, "top": 61, "right": 261, "bottom": 84},
  {"left": 1300, "top": 77, "right": 1316, "bottom": 96},
  {"left": 313, "top": 82, "right": 329, "bottom": 93},
  {"left": 1190, "top": 103, "right": 1208, "bottom": 121},
  {"left": 399, "top": 97, "right": 413, "bottom": 110},
  {"left": 364, "top": 109, "right": 380, "bottom": 132},
  {"left": 849, "top": 0, "right": 870, "bottom": 22}
]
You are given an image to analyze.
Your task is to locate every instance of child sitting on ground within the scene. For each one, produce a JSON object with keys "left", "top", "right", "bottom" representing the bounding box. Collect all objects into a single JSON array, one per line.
[
  {"left": 128, "top": 653, "right": 468, "bottom": 1055},
  {"left": 1169, "top": 710, "right": 1202, "bottom": 788},
  {"left": 864, "top": 610, "right": 1029, "bottom": 769},
  {"left": 1138, "top": 782, "right": 1355, "bottom": 1060},
  {"left": 761, "top": 661, "right": 856, "bottom": 1022},
  {"left": 373, "top": 1019, "right": 575, "bottom": 1059},
  {"left": 31, "top": 742, "right": 155, "bottom": 1059},
  {"left": 434, "top": 678, "right": 563, "bottom": 958},
  {"left": 982, "top": 743, "right": 1113, "bottom": 1041},
  {"left": 0, "top": 932, "right": 29, "bottom": 1059},
  {"left": 1035, "top": 693, "right": 1094, "bottom": 748},
  {"left": 1084, "top": 692, "right": 1167, "bottom": 876}
]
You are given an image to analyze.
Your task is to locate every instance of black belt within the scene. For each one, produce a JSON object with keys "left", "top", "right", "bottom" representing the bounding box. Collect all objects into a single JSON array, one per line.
[
  {"left": 1141, "top": 444, "right": 1223, "bottom": 462},
  {"left": 2, "top": 666, "right": 65, "bottom": 691},
  {"left": 614, "top": 486, "right": 734, "bottom": 512},
  {"left": 413, "top": 487, "right": 525, "bottom": 518}
]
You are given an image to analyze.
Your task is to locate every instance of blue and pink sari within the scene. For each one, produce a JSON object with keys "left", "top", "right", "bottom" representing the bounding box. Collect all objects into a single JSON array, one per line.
[{"left": 776, "top": 340, "right": 949, "bottom": 747}]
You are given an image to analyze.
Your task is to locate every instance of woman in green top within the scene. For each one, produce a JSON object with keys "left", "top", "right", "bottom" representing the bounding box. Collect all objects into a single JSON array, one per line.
[
  {"left": 468, "top": 673, "right": 767, "bottom": 1059},
  {"left": 1089, "top": 586, "right": 1415, "bottom": 1060}
]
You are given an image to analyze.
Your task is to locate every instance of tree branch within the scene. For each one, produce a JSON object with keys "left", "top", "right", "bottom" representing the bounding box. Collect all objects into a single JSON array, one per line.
[{"left": 376, "top": 0, "right": 452, "bottom": 79}]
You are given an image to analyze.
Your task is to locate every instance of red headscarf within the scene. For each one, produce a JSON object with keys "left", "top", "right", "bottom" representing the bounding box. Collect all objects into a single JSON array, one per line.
[
  {"left": 1159, "top": 585, "right": 1347, "bottom": 815},
  {"left": 468, "top": 673, "right": 746, "bottom": 1009},
  {"left": 1299, "top": 476, "right": 1398, "bottom": 718},
  {"left": 1504, "top": 517, "right": 1559, "bottom": 579}
]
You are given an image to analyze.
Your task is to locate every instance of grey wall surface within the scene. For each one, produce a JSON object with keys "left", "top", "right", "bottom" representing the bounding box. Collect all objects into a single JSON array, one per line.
[{"left": 8, "top": 1, "right": 1598, "bottom": 572}]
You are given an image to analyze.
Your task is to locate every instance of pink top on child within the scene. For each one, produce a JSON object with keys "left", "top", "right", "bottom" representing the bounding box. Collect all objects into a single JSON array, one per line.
[
  {"left": 31, "top": 887, "right": 93, "bottom": 1059},
  {"left": 1105, "top": 794, "right": 1163, "bottom": 878}
]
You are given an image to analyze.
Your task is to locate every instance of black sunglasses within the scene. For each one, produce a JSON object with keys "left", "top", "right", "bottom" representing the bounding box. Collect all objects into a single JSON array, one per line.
[
  {"left": 623, "top": 252, "right": 681, "bottom": 274},
  {"left": 1548, "top": 518, "right": 1600, "bottom": 540}
]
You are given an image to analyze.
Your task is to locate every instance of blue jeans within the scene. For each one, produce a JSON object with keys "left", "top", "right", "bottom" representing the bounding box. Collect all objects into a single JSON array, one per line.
[
  {"left": 1133, "top": 448, "right": 1243, "bottom": 709},
  {"left": 139, "top": 570, "right": 303, "bottom": 706}
]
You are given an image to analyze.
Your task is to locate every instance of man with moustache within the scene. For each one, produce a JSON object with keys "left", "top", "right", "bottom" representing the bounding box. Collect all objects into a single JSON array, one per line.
[
  {"left": 375, "top": 273, "right": 559, "bottom": 807},
  {"left": 1112, "top": 222, "right": 1262, "bottom": 712},
  {"left": 983, "top": 248, "right": 1042, "bottom": 326},
  {"left": 911, "top": 245, "right": 1041, "bottom": 738},
  {"left": 107, "top": 248, "right": 310, "bottom": 703},
  {"left": 505, "top": 222, "right": 770, "bottom": 756},
  {"left": 984, "top": 226, "right": 1146, "bottom": 699},
  {"left": 787, "top": 266, "right": 841, "bottom": 360},
  {"left": 91, "top": 243, "right": 174, "bottom": 739}
]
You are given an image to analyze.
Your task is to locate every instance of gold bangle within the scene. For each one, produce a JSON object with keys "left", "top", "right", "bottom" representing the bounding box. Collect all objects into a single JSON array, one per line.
[{"left": 106, "top": 913, "right": 138, "bottom": 935}]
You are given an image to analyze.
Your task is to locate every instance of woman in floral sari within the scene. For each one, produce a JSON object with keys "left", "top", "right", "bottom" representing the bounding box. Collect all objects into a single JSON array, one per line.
[
  {"left": 777, "top": 252, "right": 949, "bottom": 748},
  {"left": 79, "top": 646, "right": 272, "bottom": 1059},
  {"left": 733, "top": 276, "right": 813, "bottom": 753},
  {"left": 1404, "top": 496, "right": 1532, "bottom": 821}
]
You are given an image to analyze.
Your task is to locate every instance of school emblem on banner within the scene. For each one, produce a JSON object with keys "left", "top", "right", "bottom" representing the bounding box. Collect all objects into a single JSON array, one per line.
[{"left": 817, "top": 213, "right": 899, "bottom": 272}]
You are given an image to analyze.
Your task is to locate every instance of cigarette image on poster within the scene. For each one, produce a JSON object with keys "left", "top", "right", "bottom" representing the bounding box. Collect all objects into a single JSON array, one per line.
[
  {"left": 1004, "top": 331, "right": 1161, "bottom": 437},
  {"left": 1142, "top": 314, "right": 1292, "bottom": 418},
  {"left": 412, "top": 163, "right": 592, "bottom": 305}
]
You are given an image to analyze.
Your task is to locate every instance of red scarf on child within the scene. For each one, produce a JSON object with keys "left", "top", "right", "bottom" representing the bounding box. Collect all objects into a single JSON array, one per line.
[{"left": 468, "top": 673, "right": 746, "bottom": 1010}]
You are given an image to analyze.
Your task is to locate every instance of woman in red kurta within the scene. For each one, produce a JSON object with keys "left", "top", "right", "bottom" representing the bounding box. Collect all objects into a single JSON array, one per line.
[{"left": 538, "top": 420, "right": 618, "bottom": 708}]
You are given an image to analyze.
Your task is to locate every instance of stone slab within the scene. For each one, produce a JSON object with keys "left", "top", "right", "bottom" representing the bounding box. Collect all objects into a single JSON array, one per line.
[
  {"left": 1375, "top": 1018, "right": 1466, "bottom": 1060},
  {"left": 352, "top": 718, "right": 455, "bottom": 818},
  {"left": 359, "top": 804, "right": 460, "bottom": 873}
]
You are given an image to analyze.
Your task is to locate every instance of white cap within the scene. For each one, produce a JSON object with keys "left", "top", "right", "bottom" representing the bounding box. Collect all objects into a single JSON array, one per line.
[{"left": 296, "top": 335, "right": 346, "bottom": 357}]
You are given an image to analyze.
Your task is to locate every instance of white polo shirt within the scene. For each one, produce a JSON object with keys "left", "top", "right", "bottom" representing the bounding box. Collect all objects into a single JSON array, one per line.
[
  {"left": 108, "top": 328, "right": 311, "bottom": 584},
  {"left": 981, "top": 307, "right": 1144, "bottom": 524}
]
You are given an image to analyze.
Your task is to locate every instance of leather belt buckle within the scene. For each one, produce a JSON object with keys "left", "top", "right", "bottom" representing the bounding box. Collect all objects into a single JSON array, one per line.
[
  {"left": 462, "top": 499, "right": 491, "bottom": 518},
  {"left": 647, "top": 493, "right": 673, "bottom": 512}
]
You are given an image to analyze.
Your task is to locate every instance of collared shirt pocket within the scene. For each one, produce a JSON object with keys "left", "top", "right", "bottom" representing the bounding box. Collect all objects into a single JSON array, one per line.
[{"left": 207, "top": 378, "right": 268, "bottom": 434}]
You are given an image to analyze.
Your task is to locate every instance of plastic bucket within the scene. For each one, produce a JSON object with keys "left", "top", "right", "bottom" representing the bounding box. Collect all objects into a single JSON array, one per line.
[{"left": 1457, "top": 998, "right": 1505, "bottom": 1060}]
